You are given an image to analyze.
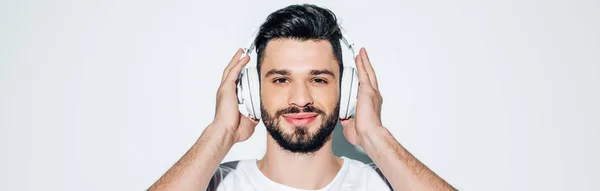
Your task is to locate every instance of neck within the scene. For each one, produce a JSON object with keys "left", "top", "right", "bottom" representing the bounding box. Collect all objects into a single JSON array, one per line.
[{"left": 257, "top": 133, "right": 343, "bottom": 190}]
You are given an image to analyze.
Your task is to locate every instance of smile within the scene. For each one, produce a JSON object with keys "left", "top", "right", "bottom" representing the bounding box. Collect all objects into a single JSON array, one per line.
[{"left": 282, "top": 113, "right": 319, "bottom": 126}]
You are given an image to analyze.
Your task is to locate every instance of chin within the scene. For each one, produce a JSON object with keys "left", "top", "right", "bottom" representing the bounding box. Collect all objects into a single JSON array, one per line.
[{"left": 260, "top": 103, "right": 340, "bottom": 153}]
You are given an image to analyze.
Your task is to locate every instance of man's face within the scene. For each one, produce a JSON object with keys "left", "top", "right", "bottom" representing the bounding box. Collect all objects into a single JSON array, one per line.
[{"left": 260, "top": 38, "right": 341, "bottom": 154}]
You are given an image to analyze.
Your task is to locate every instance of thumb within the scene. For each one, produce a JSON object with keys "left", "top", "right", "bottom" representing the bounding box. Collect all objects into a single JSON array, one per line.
[
  {"left": 240, "top": 114, "right": 260, "bottom": 127},
  {"left": 339, "top": 118, "right": 354, "bottom": 128}
]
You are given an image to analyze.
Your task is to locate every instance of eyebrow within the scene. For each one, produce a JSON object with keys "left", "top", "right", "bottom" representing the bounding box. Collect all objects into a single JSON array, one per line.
[
  {"left": 310, "top": 69, "right": 335, "bottom": 78},
  {"left": 264, "top": 69, "right": 336, "bottom": 78},
  {"left": 265, "top": 69, "right": 290, "bottom": 78}
]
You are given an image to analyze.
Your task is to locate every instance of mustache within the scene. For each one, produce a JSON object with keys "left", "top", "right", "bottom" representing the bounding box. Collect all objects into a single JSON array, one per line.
[{"left": 275, "top": 105, "right": 325, "bottom": 117}]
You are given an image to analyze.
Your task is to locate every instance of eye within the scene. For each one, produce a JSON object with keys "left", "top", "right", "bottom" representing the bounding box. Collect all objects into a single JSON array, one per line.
[
  {"left": 273, "top": 78, "right": 289, "bottom": 84},
  {"left": 312, "top": 78, "right": 328, "bottom": 84}
]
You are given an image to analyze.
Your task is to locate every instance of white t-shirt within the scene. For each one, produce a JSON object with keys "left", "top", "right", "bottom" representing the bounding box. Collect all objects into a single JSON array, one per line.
[{"left": 206, "top": 157, "right": 392, "bottom": 191}]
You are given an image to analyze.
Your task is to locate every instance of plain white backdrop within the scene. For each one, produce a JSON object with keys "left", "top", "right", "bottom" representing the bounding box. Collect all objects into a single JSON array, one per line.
[{"left": 1, "top": 0, "right": 599, "bottom": 190}]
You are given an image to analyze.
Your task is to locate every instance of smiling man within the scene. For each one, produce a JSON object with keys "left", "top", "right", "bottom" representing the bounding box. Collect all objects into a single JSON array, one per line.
[
  {"left": 149, "top": 4, "right": 456, "bottom": 191},
  {"left": 260, "top": 39, "right": 342, "bottom": 155}
]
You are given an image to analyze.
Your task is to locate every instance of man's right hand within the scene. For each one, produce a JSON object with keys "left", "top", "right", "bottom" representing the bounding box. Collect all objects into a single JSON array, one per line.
[
  {"left": 148, "top": 49, "right": 260, "bottom": 191},
  {"left": 212, "top": 49, "right": 260, "bottom": 143}
]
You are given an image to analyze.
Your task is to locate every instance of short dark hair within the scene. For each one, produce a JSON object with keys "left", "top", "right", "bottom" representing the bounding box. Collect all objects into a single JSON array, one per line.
[{"left": 254, "top": 4, "right": 343, "bottom": 78}]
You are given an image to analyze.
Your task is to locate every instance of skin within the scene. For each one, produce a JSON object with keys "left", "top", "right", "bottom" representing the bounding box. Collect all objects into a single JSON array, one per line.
[{"left": 148, "top": 39, "right": 457, "bottom": 191}]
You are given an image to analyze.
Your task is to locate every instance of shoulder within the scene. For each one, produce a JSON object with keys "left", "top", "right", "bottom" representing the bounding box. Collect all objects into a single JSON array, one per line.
[
  {"left": 220, "top": 160, "right": 241, "bottom": 171},
  {"left": 215, "top": 159, "right": 257, "bottom": 175},
  {"left": 341, "top": 157, "right": 393, "bottom": 191},
  {"left": 206, "top": 160, "right": 256, "bottom": 191}
]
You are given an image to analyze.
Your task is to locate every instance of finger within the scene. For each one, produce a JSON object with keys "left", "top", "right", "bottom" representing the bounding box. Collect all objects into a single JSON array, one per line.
[
  {"left": 355, "top": 53, "right": 374, "bottom": 90},
  {"left": 222, "top": 49, "right": 245, "bottom": 82},
  {"left": 360, "top": 48, "right": 379, "bottom": 90},
  {"left": 223, "top": 55, "right": 251, "bottom": 84}
]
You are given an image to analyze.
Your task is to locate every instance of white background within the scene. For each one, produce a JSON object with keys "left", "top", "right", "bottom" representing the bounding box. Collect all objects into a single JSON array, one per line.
[{"left": 1, "top": 0, "right": 599, "bottom": 190}]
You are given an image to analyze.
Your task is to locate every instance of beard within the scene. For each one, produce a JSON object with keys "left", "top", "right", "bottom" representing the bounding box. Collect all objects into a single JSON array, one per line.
[{"left": 261, "top": 102, "right": 340, "bottom": 154}]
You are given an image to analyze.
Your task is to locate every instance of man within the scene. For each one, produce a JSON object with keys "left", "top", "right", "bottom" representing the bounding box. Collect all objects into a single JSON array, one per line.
[{"left": 149, "top": 4, "right": 456, "bottom": 191}]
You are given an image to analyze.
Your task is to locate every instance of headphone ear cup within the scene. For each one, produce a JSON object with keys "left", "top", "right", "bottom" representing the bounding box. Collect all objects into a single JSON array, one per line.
[
  {"left": 339, "top": 67, "right": 359, "bottom": 119},
  {"left": 246, "top": 67, "right": 261, "bottom": 119},
  {"left": 237, "top": 68, "right": 251, "bottom": 117},
  {"left": 348, "top": 68, "right": 359, "bottom": 118}
]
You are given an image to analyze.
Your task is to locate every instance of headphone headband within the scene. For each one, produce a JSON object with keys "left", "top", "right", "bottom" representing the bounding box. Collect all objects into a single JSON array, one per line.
[
  {"left": 242, "top": 26, "right": 358, "bottom": 65},
  {"left": 242, "top": 28, "right": 259, "bottom": 57}
]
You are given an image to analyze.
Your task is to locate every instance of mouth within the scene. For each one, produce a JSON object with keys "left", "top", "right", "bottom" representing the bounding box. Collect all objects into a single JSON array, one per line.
[{"left": 282, "top": 113, "right": 319, "bottom": 126}]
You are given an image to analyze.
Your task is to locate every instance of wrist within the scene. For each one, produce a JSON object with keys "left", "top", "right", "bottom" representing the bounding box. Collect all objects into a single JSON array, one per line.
[
  {"left": 359, "top": 126, "right": 392, "bottom": 153},
  {"left": 186, "top": 123, "right": 235, "bottom": 170},
  {"left": 202, "top": 122, "right": 236, "bottom": 148}
]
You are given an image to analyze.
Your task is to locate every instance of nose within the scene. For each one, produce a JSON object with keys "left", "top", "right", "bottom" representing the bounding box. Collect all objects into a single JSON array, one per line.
[{"left": 288, "top": 81, "right": 314, "bottom": 108}]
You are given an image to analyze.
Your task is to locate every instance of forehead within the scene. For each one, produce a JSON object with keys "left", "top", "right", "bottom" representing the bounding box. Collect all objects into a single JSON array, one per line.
[{"left": 260, "top": 39, "right": 339, "bottom": 76}]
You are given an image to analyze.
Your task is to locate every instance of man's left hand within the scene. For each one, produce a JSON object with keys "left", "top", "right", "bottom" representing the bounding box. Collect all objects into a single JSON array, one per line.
[{"left": 340, "top": 47, "right": 386, "bottom": 147}]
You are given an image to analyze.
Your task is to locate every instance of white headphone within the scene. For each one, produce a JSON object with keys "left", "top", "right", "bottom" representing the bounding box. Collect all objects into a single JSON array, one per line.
[{"left": 236, "top": 27, "right": 359, "bottom": 120}]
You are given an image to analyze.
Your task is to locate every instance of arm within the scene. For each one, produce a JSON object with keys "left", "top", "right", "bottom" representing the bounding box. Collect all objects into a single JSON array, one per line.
[
  {"left": 362, "top": 127, "right": 456, "bottom": 191},
  {"left": 149, "top": 49, "right": 258, "bottom": 191},
  {"left": 340, "top": 48, "right": 456, "bottom": 191},
  {"left": 148, "top": 124, "right": 234, "bottom": 190}
]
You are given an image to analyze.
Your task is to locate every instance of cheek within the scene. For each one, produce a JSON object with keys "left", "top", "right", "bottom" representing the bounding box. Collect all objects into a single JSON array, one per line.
[
  {"left": 260, "top": 83, "right": 287, "bottom": 111},
  {"left": 313, "top": 86, "right": 340, "bottom": 111}
]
